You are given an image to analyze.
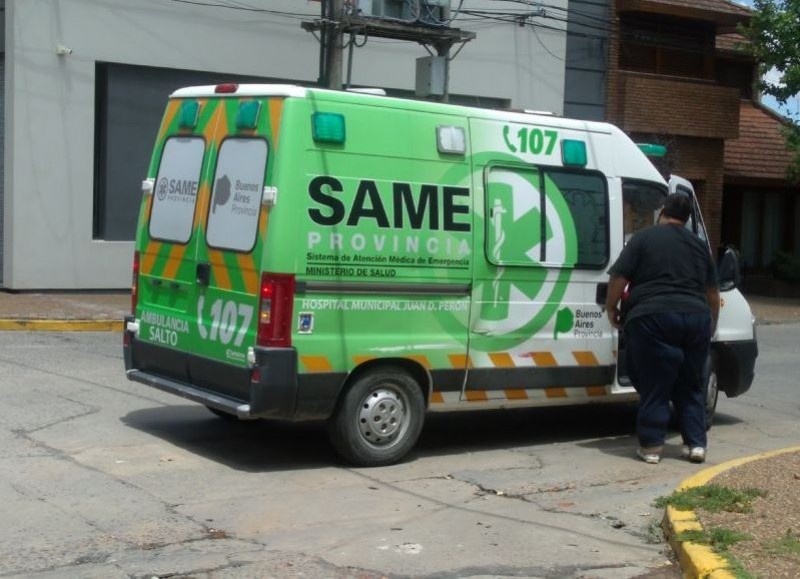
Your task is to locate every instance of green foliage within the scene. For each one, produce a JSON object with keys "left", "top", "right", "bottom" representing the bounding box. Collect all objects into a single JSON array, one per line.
[
  {"left": 741, "top": 1, "right": 800, "bottom": 105},
  {"left": 721, "top": 554, "right": 758, "bottom": 579},
  {"left": 655, "top": 485, "right": 766, "bottom": 513},
  {"left": 766, "top": 529, "right": 800, "bottom": 557},
  {"left": 774, "top": 250, "right": 800, "bottom": 281},
  {"left": 784, "top": 123, "right": 800, "bottom": 182},
  {"left": 741, "top": 1, "right": 800, "bottom": 182},
  {"left": 708, "top": 527, "right": 754, "bottom": 550}
]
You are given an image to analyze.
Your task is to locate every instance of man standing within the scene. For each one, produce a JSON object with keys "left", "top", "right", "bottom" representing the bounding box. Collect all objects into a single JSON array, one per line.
[{"left": 606, "top": 194, "right": 720, "bottom": 464}]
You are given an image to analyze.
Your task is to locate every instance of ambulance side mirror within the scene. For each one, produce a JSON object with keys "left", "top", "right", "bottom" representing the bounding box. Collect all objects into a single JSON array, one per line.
[{"left": 718, "top": 246, "right": 741, "bottom": 291}]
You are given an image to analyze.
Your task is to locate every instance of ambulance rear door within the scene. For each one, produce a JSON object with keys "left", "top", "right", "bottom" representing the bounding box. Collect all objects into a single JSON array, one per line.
[
  {"left": 189, "top": 95, "right": 282, "bottom": 394},
  {"left": 136, "top": 96, "right": 220, "bottom": 380}
]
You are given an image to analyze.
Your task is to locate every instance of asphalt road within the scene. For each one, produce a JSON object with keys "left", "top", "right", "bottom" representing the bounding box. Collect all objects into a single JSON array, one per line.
[{"left": 1, "top": 325, "right": 798, "bottom": 578}]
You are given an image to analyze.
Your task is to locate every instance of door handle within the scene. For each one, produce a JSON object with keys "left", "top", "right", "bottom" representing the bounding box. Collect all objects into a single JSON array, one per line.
[
  {"left": 196, "top": 263, "right": 211, "bottom": 286},
  {"left": 595, "top": 282, "right": 608, "bottom": 306}
]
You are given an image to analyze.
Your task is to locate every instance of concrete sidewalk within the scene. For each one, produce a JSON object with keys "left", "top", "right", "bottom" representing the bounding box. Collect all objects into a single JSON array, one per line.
[
  {"left": 0, "top": 290, "right": 129, "bottom": 331},
  {"left": 0, "top": 289, "right": 798, "bottom": 330}
]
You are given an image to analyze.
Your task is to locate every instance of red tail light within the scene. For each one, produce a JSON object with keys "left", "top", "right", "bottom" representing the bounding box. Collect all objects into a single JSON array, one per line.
[
  {"left": 131, "top": 251, "right": 140, "bottom": 315},
  {"left": 257, "top": 273, "right": 295, "bottom": 348},
  {"left": 214, "top": 83, "right": 239, "bottom": 94}
]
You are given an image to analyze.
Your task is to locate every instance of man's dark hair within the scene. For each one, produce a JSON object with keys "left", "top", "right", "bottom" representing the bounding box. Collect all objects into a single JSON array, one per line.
[{"left": 662, "top": 194, "right": 692, "bottom": 222}]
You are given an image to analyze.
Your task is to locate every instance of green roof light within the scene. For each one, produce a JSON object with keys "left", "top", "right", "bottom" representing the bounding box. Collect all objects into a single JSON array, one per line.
[
  {"left": 637, "top": 143, "right": 667, "bottom": 157},
  {"left": 236, "top": 100, "right": 261, "bottom": 129},
  {"left": 312, "top": 112, "right": 346, "bottom": 144},
  {"left": 561, "top": 139, "right": 587, "bottom": 167},
  {"left": 178, "top": 100, "right": 200, "bottom": 129}
]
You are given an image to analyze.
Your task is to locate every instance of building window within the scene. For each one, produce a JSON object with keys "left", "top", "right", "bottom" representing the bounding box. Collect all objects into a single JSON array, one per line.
[{"left": 619, "top": 14, "right": 714, "bottom": 80}]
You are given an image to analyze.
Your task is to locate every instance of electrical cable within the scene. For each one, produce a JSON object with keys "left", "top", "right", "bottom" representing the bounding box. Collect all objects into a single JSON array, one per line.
[{"left": 166, "top": 0, "right": 310, "bottom": 20}]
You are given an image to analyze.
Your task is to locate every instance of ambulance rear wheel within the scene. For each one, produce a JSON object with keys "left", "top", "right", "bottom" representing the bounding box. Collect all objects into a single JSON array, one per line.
[{"left": 328, "top": 367, "right": 425, "bottom": 467}]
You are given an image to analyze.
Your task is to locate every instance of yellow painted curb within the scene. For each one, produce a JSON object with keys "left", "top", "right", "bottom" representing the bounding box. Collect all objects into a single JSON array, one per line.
[
  {"left": 0, "top": 319, "right": 123, "bottom": 332},
  {"left": 663, "top": 446, "right": 800, "bottom": 579}
]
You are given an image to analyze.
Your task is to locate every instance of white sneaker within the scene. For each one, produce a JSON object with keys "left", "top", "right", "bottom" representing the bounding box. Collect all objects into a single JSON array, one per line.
[
  {"left": 637, "top": 447, "right": 662, "bottom": 464},
  {"left": 682, "top": 446, "right": 706, "bottom": 463}
]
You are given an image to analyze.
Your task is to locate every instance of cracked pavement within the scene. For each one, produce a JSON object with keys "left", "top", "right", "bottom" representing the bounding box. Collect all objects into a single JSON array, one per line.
[{"left": 1, "top": 325, "right": 799, "bottom": 578}]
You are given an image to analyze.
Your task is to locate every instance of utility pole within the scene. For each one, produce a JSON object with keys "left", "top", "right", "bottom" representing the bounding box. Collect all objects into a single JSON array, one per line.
[
  {"left": 325, "top": 0, "right": 344, "bottom": 90},
  {"left": 303, "top": 1, "right": 475, "bottom": 96}
]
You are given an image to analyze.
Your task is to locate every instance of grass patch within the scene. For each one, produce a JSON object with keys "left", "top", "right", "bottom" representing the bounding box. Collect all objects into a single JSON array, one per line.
[
  {"left": 655, "top": 484, "right": 765, "bottom": 513},
  {"left": 675, "top": 527, "right": 752, "bottom": 550},
  {"left": 720, "top": 553, "right": 757, "bottom": 579},
  {"left": 766, "top": 529, "right": 800, "bottom": 557}
]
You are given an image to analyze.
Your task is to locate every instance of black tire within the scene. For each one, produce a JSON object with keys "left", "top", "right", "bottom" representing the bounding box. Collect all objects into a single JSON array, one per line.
[
  {"left": 205, "top": 406, "right": 239, "bottom": 421},
  {"left": 703, "top": 355, "right": 719, "bottom": 430},
  {"left": 328, "top": 366, "right": 426, "bottom": 467}
]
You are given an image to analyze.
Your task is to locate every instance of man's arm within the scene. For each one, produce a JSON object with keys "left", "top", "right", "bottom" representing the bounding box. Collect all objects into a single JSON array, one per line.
[
  {"left": 706, "top": 286, "right": 720, "bottom": 335},
  {"left": 605, "top": 275, "right": 629, "bottom": 330}
]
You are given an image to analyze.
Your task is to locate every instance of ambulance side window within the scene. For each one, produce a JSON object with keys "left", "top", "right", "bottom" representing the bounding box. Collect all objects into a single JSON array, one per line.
[
  {"left": 149, "top": 137, "right": 205, "bottom": 244},
  {"left": 206, "top": 138, "right": 268, "bottom": 253},
  {"left": 622, "top": 180, "right": 666, "bottom": 242},
  {"left": 484, "top": 165, "right": 608, "bottom": 268},
  {"left": 546, "top": 171, "right": 608, "bottom": 267}
]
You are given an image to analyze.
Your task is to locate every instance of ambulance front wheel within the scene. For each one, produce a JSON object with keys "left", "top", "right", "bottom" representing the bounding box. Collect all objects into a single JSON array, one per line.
[{"left": 328, "top": 367, "right": 426, "bottom": 467}]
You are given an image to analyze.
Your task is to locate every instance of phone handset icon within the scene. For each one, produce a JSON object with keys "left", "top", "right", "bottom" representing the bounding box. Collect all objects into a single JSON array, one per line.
[{"left": 502, "top": 125, "right": 517, "bottom": 153}]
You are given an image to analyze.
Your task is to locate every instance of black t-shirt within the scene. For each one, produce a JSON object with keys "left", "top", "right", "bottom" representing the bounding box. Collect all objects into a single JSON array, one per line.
[{"left": 608, "top": 224, "right": 718, "bottom": 323}]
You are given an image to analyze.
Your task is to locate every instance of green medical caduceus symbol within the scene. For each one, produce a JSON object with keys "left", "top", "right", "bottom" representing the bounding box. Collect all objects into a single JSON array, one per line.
[{"left": 484, "top": 198, "right": 509, "bottom": 320}]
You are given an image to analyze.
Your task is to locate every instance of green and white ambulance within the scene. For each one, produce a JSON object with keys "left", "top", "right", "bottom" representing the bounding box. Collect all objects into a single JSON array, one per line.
[{"left": 123, "top": 84, "right": 757, "bottom": 466}]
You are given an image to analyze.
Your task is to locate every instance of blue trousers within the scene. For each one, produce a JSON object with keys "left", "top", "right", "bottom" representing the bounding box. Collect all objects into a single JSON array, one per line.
[{"left": 624, "top": 312, "right": 711, "bottom": 449}]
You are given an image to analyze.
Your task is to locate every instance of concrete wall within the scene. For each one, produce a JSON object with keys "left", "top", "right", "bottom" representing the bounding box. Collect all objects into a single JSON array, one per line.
[{"left": 4, "top": 0, "right": 567, "bottom": 289}]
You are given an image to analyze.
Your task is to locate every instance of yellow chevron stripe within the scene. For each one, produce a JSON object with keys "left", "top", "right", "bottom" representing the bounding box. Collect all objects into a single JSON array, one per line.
[
  {"left": 353, "top": 355, "right": 376, "bottom": 366},
  {"left": 465, "top": 390, "right": 488, "bottom": 402},
  {"left": 573, "top": 351, "right": 600, "bottom": 366},
  {"left": 530, "top": 352, "right": 558, "bottom": 367},
  {"left": 141, "top": 242, "right": 162, "bottom": 275},
  {"left": 213, "top": 102, "right": 228, "bottom": 141},
  {"left": 236, "top": 253, "right": 258, "bottom": 295},
  {"left": 545, "top": 387, "right": 568, "bottom": 398},
  {"left": 162, "top": 244, "right": 187, "bottom": 280},
  {"left": 489, "top": 352, "right": 515, "bottom": 367},
  {"left": 156, "top": 100, "right": 181, "bottom": 144},
  {"left": 301, "top": 356, "right": 333, "bottom": 373},
  {"left": 448, "top": 353, "right": 472, "bottom": 369},
  {"left": 269, "top": 99, "right": 284, "bottom": 149},
  {"left": 430, "top": 391, "right": 445, "bottom": 404},
  {"left": 259, "top": 204, "right": 268, "bottom": 236},
  {"left": 208, "top": 250, "right": 232, "bottom": 290},
  {"left": 586, "top": 386, "right": 607, "bottom": 396},
  {"left": 194, "top": 182, "right": 212, "bottom": 229},
  {"left": 505, "top": 389, "right": 529, "bottom": 400}
]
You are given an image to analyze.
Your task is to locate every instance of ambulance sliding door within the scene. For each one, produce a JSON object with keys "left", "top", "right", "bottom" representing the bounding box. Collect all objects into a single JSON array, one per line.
[{"left": 465, "top": 162, "right": 615, "bottom": 402}]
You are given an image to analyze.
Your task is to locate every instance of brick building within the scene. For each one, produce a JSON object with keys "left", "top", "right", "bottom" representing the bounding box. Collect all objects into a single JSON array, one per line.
[
  {"left": 605, "top": 0, "right": 751, "bottom": 250},
  {"left": 604, "top": 0, "right": 800, "bottom": 290}
]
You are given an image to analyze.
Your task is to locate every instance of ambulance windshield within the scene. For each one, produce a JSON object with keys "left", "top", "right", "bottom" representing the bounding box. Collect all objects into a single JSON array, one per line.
[{"left": 622, "top": 180, "right": 666, "bottom": 242}]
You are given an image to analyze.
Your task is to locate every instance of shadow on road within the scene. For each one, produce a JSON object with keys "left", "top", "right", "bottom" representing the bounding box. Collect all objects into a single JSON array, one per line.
[{"left": 122, "top": 402, "right": 742, "bottom": 472}]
